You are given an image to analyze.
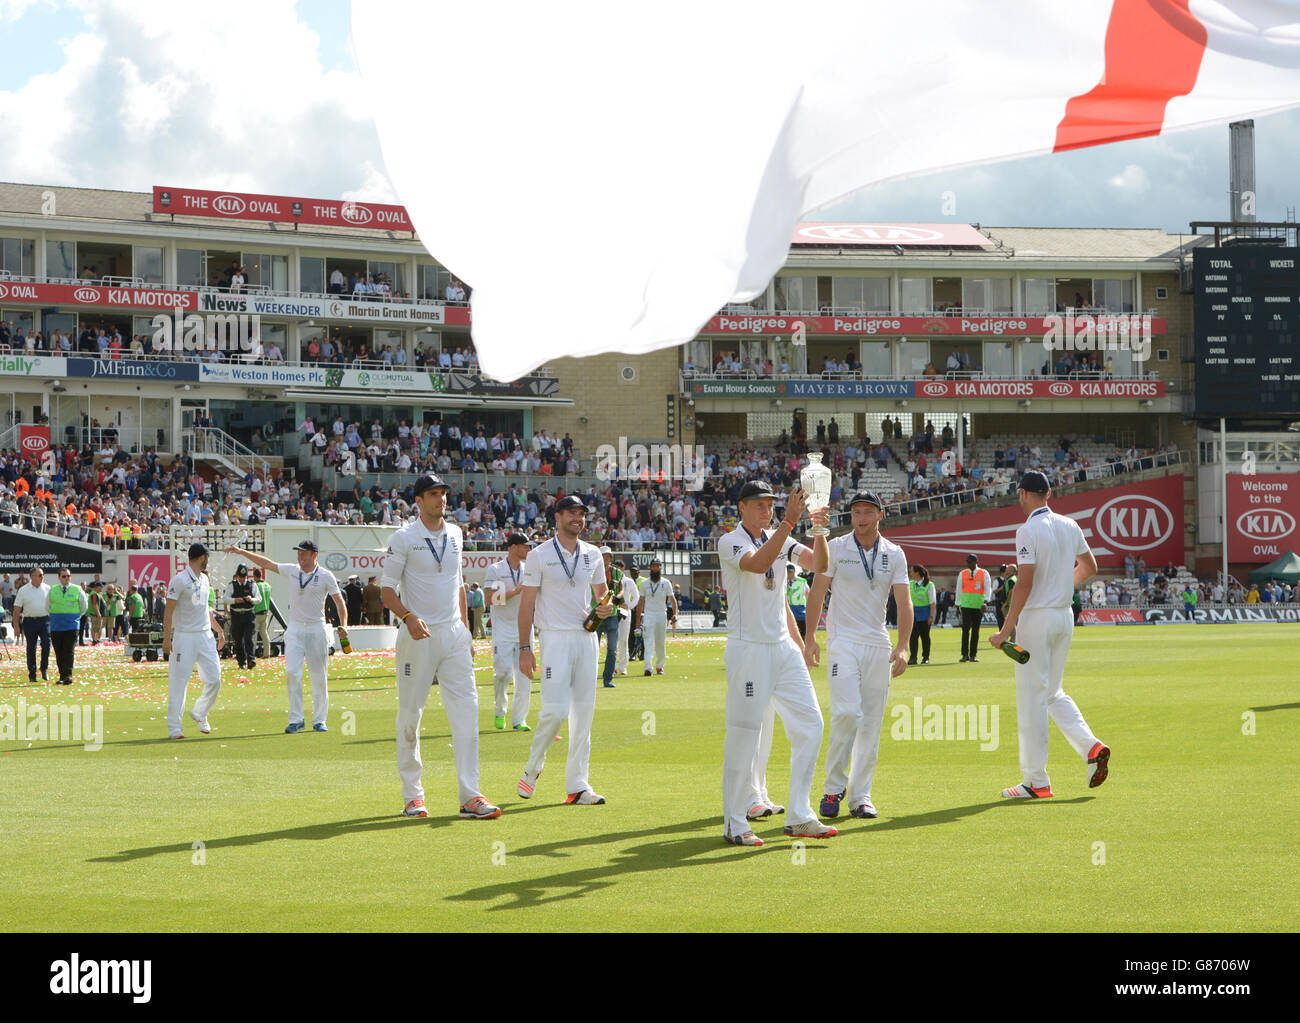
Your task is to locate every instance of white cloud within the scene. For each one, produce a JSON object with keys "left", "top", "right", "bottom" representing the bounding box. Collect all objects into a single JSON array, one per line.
[
  {"left": 0, "top": 0, "right": 400, "bottom": 205},
  {"left": 1108, "top": 163, "right": 1151, "bottom": 193}
]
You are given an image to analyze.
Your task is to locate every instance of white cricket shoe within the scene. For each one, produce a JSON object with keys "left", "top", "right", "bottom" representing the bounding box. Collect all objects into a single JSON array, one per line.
[
  {"left": 189, "top": 711, "right": 211, "bottom": 734},
  {"left": 723, "top": 830, "right": 764, "bottom": 847},
  {"left": 783, "top": 819, "right": 839, "bottom": 839},
  {"left": 564, "top": 789, "right": 606, "bottom": 805},
  {"left": 517, "top": 770, "right": 539, "bottom": 799}
]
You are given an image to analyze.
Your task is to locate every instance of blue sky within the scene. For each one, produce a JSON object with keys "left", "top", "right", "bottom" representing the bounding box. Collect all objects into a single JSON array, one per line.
[{"left": 1, "top": 0, "right": 1298, "bottom": 231}]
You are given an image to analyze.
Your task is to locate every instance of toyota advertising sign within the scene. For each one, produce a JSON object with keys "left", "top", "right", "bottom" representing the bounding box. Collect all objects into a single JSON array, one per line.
[
  {"left": 886, "top": 474, "right": 1185, "bottom": 568},
  {"left": 1226, "top": 474, "right": 1300, "bottom": 563}
]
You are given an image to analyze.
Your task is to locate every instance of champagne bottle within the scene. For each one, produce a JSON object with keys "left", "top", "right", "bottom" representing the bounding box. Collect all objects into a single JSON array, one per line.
[
  {"left": 583, "top": 590, "right": 614, "bottom": 632},
  {"left": 999, "top": 639, "right": 1030, "bottom": 664},
  {"left": 339, "top": 628, "right": 352, "bottom": 654}
]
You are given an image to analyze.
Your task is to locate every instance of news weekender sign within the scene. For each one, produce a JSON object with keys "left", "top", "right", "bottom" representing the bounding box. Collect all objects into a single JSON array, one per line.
[
  {"left": 153, "top": 186, "right": 414, "bottom": 231},
  {"left": 195, "top": 291, "right": 446, "bottom": 326},
  {"left": 887, "top": 474, "right": 1185, "bottom": 569},
  {"left": 1226, "top": 474, "right": 1300, "bottom": 563}
]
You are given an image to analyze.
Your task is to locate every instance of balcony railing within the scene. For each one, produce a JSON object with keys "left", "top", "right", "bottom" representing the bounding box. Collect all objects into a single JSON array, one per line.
[{"left": 720, "top": 304, "right": 1159, "bottom": 318}]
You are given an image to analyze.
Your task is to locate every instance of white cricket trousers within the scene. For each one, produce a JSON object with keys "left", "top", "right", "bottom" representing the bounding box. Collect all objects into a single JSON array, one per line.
[
  {"left": 395, "top": 620, "right": 481, "bottom": 805},
  {"left": 723, "top": 637, "right": 824, "bottom": 837},
  {"left": 615, "top": 615, "right": 630, "bottom": 673},
  {"left": 822, "top": 640, "right": 892, "bottom": 805},
  {"left": 1014, "top": 607, "right": 1099, "bottom": 789},
  {"left": 643, "top": 613, "right": 668, "bottom": 671},
  {"left": 284, "top": 622, "right": 330, "bottom": 727},
  {"left": 524, "top": 629, "right": 598, "bottom": 795},
  {"left": 167, "top": 629, "right": 221, "bottom": 734},
  {"left": 492, "top": 635, "right": 532, "bottom": 727}
]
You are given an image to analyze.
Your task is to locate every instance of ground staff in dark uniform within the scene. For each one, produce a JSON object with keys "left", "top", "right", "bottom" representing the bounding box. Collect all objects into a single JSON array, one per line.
[
  {"left": 47, "top": 569, "right": 88, "bottom": 685},
  {"left": 226, "top": 564, "right": 259, "bottom": 669}
]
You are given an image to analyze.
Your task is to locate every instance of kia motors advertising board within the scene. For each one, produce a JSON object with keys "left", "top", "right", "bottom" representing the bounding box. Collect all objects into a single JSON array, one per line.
[
  {"left": 18, "top": 425, "right": 49, "bottom": 459},
  {"left": 887, "top": 474, "right": 1184, "bottom": 569},
  {"left": 1226, "top": 473, "right": 1300, "bottom": 563}
]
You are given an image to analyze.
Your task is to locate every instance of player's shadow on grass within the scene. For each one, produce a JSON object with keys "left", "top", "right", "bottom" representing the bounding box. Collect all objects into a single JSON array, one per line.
[
  {"left": 0, "top": 731, "right": 323, "bottom": 754},
  {"left": 87, "top": 815, "right": 440, "bottom": 863},
  {"left": 834, "top": 797, "right": 1094, "bottom": 837},
  {"left": 1251, "top": 702, "right": 1300, "bottom": 712},
  {"left": 447, "top": 817, "right": 797, "bottom": 911}
]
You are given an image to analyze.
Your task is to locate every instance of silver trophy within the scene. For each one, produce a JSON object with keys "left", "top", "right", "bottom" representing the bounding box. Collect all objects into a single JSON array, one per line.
[{"left": 800, "top": 452, "right": 832, "bottom": 536}]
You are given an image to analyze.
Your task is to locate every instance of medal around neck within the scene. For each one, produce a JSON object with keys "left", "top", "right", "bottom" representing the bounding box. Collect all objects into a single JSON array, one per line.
[{"left": 800, "top": 454, "right": 832, "bottom": 536}]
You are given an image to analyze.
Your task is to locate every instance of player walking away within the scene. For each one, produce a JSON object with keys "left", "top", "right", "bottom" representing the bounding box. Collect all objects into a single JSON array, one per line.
[
  {"left": 720, "top": 481, "right": 835, "bottom": 847},
  {"left": 614, "top": 561, "right": 639, "bottom": 676},
  {"left": 483, "top": 532, "right": 533, "bottom": 731},
  {"left": 594, "top": 546, "right": 624, "bottom": 688},
  {"left": 226, "top": 540, "right": 347, "bottom": 733},
  {"left": 957, "top": 553, "right": 992, "bottom": 662},
  {"left": 164, "top": 543, "right": 226, "bottom": 738},
  {"left": 46, "top": 568, "right": 88, "bottom": 686},
  {"left": 804, "top": 491, "right": 911, "bottom": 821},
  {"left": 988, "top": 471, "right": 1110, "bottom": 799},
  {"left": 786, "top": 563, "right": 809, "bottom": 638},
  {"left": 12, "top": 567, "right": 51, "bottom": 683},
  {"left": 636, "top": 556, "right": 677, "bottom": 675},
  {"left": 908, "top": 564, "right": 936, "bottom": 665},
  {"left": 516, "top": 494, "right": 614, "bottom": 806},
  {"left": 225, "top": 564, "right": 259, "bottom": 670},
  {"left": 380, "top": 473, "right": 500, "bottom": 820}
]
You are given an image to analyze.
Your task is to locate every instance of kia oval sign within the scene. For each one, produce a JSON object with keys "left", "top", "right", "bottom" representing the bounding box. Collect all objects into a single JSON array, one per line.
[
  {"left": 1235, "top": 509, "right": 1296, "bottom": 542},
  {"left": 20, "top": 435, "right": 45, "bottom": 452},
  {"left": 1048, "top": 381, "right": 1072, "bottom": 396},
  {"left": 1094, "top": 494, "right": 1175, "bottom": 552},
  {"left": 921, "top": 381, "right": 947, "bottom": 397},
  {"left": 213, "top": 194, "right": 247, "bottom": 215},
  {"left": 73, "top": 287, "right": 101, "bottom": 303}
]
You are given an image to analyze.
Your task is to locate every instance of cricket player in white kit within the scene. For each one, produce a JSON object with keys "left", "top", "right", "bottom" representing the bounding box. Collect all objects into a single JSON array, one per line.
[
  {"left": 614, "top": 562, "right": 640, "bottom": 675},
  {"left": 719, "top": 481, "right": 835, "bottom": 847},
  {"left": 988, "top": 471, "right": 1111, "bottom": 798},
  {"left": 516, "top": 494, "right": 615, "bottom": 805},
  {"left": 483, "top": 532, "right": 534, "bottom": 732},
  {"left": 636, "top": 556, "right": 677, "bottom": 675},
  {"left": 382, "top": 473, "right": 501, "bottom": 820},
  {"left": 224, "top": 540, "right": 348, "bottom": 733},
  {"left": 804, "top": 491, "right": 912, "bottom": 820},
  {"left": 163, "top": 543, "right": 226, "bottom": 739}
]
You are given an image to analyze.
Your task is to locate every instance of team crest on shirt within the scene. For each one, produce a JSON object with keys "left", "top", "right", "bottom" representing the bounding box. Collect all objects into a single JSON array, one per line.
[
  {"left": 403, "top": 663, "right": 411, "bottom": 677},
  {"left": 732, "top": 545, "right": 742, "bottom": 556},
  {"left": 831, "top": 663, "right": 839, "bottom": 677},
  {"left": 744, "top": 681, "right": 753, "bottom": 697},
  {"left": 881, "top": 553, "right": 889, "bottom": 569}
]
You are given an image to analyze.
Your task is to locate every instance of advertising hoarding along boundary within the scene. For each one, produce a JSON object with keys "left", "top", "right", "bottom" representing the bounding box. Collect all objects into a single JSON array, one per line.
[
  {"left": 886, "top": 474, "right": 1185, "bottom": 569},
  {"left": 687, "top": 378, "right": 1165, "bottom": 399},
  {"left": 0, "top": 281, "right": 196, "bottom": 310},
  {"left": 1226, "top": 474, "right": 1300, "bottom": 564}
]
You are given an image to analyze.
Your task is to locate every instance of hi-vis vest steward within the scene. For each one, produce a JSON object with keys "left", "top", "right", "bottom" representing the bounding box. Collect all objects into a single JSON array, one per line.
[
  {"left": 957, "top": 569, "right": 986, "bottom": 609},
  {"left": 49, "top": 584, "right": 85, "bottom": 631},
  {"left": 910, "top": 580, "right": 932, "bottom": 620}
]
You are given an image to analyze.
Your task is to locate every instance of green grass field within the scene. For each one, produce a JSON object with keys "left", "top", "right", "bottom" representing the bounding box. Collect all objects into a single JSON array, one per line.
[{"left": 1, "top": 624, "right": 1295, "bottom": 931}]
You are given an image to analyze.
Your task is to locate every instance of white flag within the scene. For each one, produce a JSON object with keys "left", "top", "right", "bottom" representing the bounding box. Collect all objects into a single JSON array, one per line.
[{"left": 352, "top": 0, "right": 1300, "bottom": 381}]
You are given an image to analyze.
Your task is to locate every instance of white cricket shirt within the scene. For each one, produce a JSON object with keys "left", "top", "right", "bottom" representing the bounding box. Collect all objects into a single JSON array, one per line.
[
  {"left": 1016, "top": 507, "right": 1089, "bottom": 611},
  {"left": 621, "top": 573, "right": 640, "bottom": 613},
  {"left": 719, "top": 525, "right": 809, "bottom": 643},
  {"left": 522, "top": 536, "right": 602, "bottom": 631},
  {"left": 823, "top": 531, "right": 908, "bottom": 648},
  {"left": 275, "top": 562, "right": 342, "bottom": 627},
  {"left": 166, "top": 568, "right": 211, "bottom": 632},
  {"left": 381, "top": 518, "right": 465, "bottom": 626},
  {"left": 484, "top": 554, "right": 527, "bottom": 641},
  {"left": 638, "top": 576, "right": 674, "bottom": 617}
]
